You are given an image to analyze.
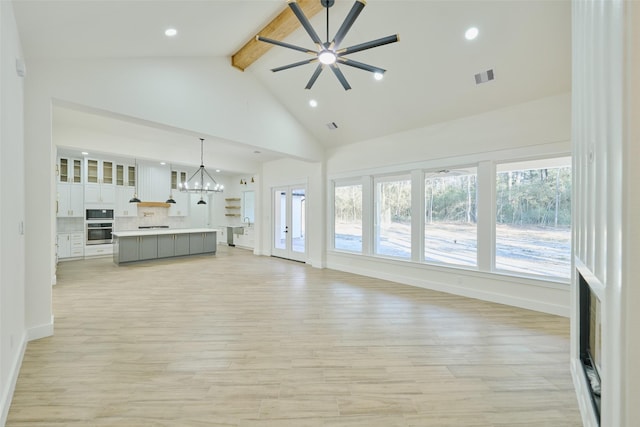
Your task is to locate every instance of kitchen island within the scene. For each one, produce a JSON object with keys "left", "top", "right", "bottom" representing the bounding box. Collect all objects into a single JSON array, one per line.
[{"left": 112, "top": 228, "right": 217, "bottom": 264}]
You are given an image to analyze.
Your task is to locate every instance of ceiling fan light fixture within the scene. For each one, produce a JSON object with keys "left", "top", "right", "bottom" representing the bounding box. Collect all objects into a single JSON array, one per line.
[{"left": 318, "top": 50, "right": 336, "bottom": 65}]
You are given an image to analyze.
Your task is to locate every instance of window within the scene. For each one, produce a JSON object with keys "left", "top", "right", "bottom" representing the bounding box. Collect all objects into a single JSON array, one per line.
[
  {"left": 375, "top": 176, "right": 411, "bottom": 259},
  {"left": 243, "top": 191, "right": 255, "bottom": 223},
  {"left": 495, "top": 157, "right": 571, "bottom": 279},
  {"left": 424, "top": 168, "right": 477, "bottom": 266},
  {"left": 334, "top": 183, "right": 362, "bottom": 252}
]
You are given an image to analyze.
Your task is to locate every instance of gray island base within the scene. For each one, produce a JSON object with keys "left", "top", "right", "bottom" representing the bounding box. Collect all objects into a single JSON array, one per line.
[{"left": 112, "top": 228, "right": 217, "bottom": 264}]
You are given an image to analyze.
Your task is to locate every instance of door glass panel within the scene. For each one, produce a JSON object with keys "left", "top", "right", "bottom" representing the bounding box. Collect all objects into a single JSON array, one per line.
[
  {"left": 291, "top": 188, "right": 305, "bottom": 253},
  {"left": 274, "top": 191, "right": 287, "bottom": 250}
]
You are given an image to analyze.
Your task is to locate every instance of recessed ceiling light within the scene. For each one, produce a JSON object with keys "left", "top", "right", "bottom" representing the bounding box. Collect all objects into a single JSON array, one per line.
[
  {"left": 465, "top": 27, "right": 479, "bottom": 40},
  {"left": 81, "top": 151, "right": 89, "bottom": 155},
  {"left": 373, "top": 72, "right": 384, "bottom": 81},
  {"left": 160, "top": 162, "right": 166, "bottom": 165},
  {"left": 216, "top": 169, "right": 221, "bottom": 173},
  {"left": 309, "top": 99, "right": 318, "bottom": 108},
  {"left": 165, "top": 28, "right": 177, "bottom": 37}
]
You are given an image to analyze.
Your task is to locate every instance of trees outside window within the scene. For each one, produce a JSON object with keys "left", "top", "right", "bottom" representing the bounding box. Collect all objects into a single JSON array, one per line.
[
  {"left": 331, "top": 156, "right": 571, "bottom": 282},
  {"left": 375, "top": 177, "right": 411, "bottom": 258},
  {"left": 334, "top": 184, "right": 362, "bottom": 252},
  {"left": 424, "top": 169, "right": 477, "bottom": 266},
  {"left": 495, "top": 158, "right": 571, "bottom": 279}
]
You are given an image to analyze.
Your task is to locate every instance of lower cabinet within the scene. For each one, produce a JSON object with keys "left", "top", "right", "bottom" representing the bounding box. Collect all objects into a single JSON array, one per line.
[
  {"left": 117, "top": 237, "right": 141, "bottom": 263},
  {"left": 189, "top": 232, "right": 216, "bottom": 254},
  {"left": 115, "top": 231, "right": 216, "bottom": 264},
  {"left": 117, "top": 235, "right": 157, "bottom": 262},
  {"left": 57, "top": 232, "right": 84, "bottom": 260},
  {"left": 157, "top": 234, "right": 190, "bottom": 258},
  {"left": 139, "top": 235, "right": 158, "bottom": 260}
]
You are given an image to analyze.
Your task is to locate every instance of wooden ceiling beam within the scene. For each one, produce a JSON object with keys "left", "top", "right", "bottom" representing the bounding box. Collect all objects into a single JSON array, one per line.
[{"left": 231, "top": 0, "right": 324, "bottom": 71}]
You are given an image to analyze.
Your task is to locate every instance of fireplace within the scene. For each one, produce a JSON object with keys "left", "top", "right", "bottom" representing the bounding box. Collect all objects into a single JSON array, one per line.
[{"left": 579, "top": 272, "right": 602, "bottom": 423}]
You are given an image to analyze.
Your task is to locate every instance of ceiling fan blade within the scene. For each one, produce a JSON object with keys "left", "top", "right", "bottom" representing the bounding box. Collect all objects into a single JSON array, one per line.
[
  {"left": 272, "top": 58, "right": 318, "bottom": 72},
  {"left": 331, "top": 0, "right": 366, "bottom": 50},
  {"left": 337, "top": 34, "right": 399, "bottom": 56},
  {"left": 305, "top": 64, "right": 324, "bottom": 90},
  {"left": 288, "top": 0, "right": 323, "bottom": 47},
  {"left": 337, "top": 57, "right": 385, "bottom": 74},
  {"left": 330, "top": 64, "right": 352, "bottom": 91},
  {"left": 256, "top": 35, "right": 316, "bottom": 55}
]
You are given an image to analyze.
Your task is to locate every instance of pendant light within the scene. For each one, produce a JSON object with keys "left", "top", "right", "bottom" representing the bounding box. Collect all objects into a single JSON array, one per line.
[
  {"left": 129, "top": 159, "right": 141, "bottom": 203},
  {"left": 178, "top": 138, "right": 224, "bottom": 205}
]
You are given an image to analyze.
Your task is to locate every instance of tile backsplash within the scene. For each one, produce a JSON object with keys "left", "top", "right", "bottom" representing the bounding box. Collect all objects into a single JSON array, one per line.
[
  {"left": 57, "top": 217, "right": 84, "bottom": 233},
  {"left": 115, "top": 207, "right": 188, "bottom": 231}
]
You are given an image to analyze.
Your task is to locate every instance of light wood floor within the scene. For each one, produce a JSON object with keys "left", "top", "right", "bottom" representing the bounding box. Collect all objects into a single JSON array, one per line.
[{"left": 8, "top": 246, "right": 582, "bottom": 426}]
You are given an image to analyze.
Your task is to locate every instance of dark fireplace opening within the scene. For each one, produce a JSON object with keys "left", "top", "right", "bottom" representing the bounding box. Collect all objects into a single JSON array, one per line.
[{"left": 579, "top": 271, "right": 602, "bottom": 424}]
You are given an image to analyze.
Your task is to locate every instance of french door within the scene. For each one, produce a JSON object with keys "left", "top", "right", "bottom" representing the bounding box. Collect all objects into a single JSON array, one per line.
[{"left": 272, "top": 185, "right": 307, "bottom": 262}]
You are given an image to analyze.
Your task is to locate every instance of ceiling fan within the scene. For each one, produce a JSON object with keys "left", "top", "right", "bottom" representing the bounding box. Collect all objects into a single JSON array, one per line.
[{"left": 257, "top": 0, "right": 399, "bottom": 90}]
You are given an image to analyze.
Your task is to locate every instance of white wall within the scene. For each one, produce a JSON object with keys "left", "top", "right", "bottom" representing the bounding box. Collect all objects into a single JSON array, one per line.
[
  {"left": 22, "top": 55, "right": 323, "bottom": 353},
  {"left": 327, "top": 93, "right": 570, "bottom": 174},
  {"left": 325, "top": 93, "right": 572, "bottom": 316},
  {"left": 0, "top": 2, "right": 27, "bottom": 424},
  {"left": 572, "top": 2, "right": 640, "bottom": 426}
]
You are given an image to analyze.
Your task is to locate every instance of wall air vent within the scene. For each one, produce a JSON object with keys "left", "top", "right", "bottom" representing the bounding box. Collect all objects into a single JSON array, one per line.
[
  {"left": 326, "top": 122, "right": 338, "bottom": 130},
  {"left": 474, "top": 69, "right": 495, "bottom": 84}
]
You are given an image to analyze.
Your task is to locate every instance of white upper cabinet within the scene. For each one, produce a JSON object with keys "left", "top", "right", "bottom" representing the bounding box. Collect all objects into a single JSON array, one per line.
[
  {"left": 115, "top": 163, "right": 137, "bottom": 188},
  {"left": 86, "top": 158, "right": 114, "bottom": 185},
  {"left": 85, "top": 158, "right": 116, "bottom": 206},
  {"left": 168, "top": 169, "right": 189, "bottom": 216},
  {"left": 57, "top": 157, "right": 82, "bottom": 184},
  {"left": 115, "top": 186, "right": 138, "bottom": 217},
  {"left": 57, "top": 183, "right": 84, "bottom": 217}
]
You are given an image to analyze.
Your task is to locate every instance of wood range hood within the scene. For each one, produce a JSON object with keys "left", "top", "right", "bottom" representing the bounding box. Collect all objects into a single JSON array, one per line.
[{"left": 137, "top": 202, "right": 171, "bottom": 208}]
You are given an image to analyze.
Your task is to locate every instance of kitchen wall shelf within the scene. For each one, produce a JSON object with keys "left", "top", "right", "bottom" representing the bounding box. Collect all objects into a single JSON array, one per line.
[
  {"left": 138, "top": 201, "right": 171, "bottom": 208},
  {"left": 225, "top": 198, "right": 241, "bottom": 201},
  {"left": 225, "top": 213, "right": 241, "bottom": 217}
]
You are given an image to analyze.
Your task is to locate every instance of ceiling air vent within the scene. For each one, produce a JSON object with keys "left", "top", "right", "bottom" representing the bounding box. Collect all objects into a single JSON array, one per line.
[
  {"left": 474, "top": 69, "right": 495, "bottom": 85},
  {"left": 326, "top": 122, "right": 339, "bottom": 130}
]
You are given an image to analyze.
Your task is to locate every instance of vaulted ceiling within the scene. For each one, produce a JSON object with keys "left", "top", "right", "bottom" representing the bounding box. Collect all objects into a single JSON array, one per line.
[{"left": 12, "top": 0, "right": 571, "bottom": 169}]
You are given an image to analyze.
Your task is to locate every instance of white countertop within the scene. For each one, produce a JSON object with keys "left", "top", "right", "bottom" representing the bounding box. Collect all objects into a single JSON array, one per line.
[{"left": 112, "top": 228, "right": 218, "bottom": 238}]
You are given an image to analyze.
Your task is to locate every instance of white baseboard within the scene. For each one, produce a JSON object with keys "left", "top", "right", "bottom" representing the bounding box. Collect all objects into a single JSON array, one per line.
[
  {"left": 27, "top": 315, "right": 54, "bottom": 341},
  {"left": 0, "top": 332, "right": 27, "bottom": 426},
  {"left": 328, "top": 259, "right": 569, "bottom": 317}
]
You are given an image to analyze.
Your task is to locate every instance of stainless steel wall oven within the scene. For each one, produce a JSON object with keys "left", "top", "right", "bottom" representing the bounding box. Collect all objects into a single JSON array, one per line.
[{"left": 86, "top": 222, "right": 113, "bottom": 245}]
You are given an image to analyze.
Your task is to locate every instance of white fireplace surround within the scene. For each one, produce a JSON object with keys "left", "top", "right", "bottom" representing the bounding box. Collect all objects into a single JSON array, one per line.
[{"left": 571, "top": 1, "right": 640, "bottom": 426}]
